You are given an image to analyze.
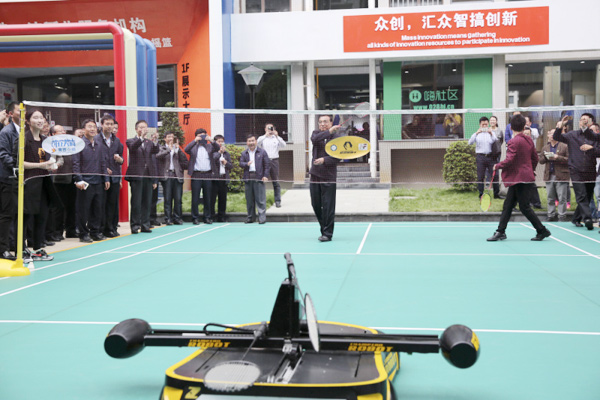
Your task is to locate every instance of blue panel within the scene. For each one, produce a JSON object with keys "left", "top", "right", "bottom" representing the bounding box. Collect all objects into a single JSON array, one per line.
[
  {"left": 134, "top": 34, "right": 148, "bottom": 122},
  {"left": 143, "top": 39, "right": 158, "bottom": 128},
  {"left": 222, "top": 0, "right": 236, "bottom": 143}
]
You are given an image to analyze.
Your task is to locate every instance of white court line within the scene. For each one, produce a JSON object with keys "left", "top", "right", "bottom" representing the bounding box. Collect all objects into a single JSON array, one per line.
[
  {"left": 106, "top": 250, "right": 592, "bottom": 257},
  {"left": 1, "top": 319, "right": 599, "bottom": 337},
  {"left": 520, "top": 223, "right": 600, "bottom": 260},
  {"left": 356, "top": 223, "right": 372, "bottom": 255},
  {"left": 0, "top": 224, "right": 205, "bottom": 280},
  {"left": 547, "top": 223, "right": 600, "bottom": 244},
  {"left": 0, "top": 224, "right": 230, "bottom": 298}
]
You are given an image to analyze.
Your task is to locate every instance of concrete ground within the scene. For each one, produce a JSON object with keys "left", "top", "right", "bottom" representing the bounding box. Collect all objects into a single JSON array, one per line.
[{"left": 266, "top": 189, "right": 390, "bottom": 215}]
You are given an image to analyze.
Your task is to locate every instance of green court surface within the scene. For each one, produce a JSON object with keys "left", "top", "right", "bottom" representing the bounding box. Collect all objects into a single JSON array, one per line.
[{"left": 1, "top": 221, "right": 599, "bottom": 400}]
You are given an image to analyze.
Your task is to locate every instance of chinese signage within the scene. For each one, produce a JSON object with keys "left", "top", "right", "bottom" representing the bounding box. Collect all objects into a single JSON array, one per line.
[
  {"left": 42, "top": 134, "right": 85, "bottom": 156},
  {"left": 408, "top": 88, "right": 461, "bottom": 110},
  {"left": 0, "top": 0, "right": 204, "bottom": 67},
  {"left": 344, "top": 6, "right": 549, "bottom": 53}
]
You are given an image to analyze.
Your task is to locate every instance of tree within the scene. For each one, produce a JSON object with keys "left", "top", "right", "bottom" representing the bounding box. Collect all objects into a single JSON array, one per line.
[
  {"left": 443, "top": 141, "right": 477, "bottom": 191},
  {"left": 158, "top": 102, "right": 186, "bottom": 145},
  {"left": 225, "top": 144, "right": 245, "bottom": 193}
]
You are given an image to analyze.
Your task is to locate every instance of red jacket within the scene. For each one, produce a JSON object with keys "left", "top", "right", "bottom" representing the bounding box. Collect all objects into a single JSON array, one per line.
[{"left": 495, "top": 133, "right": 537, "bottom": 187}]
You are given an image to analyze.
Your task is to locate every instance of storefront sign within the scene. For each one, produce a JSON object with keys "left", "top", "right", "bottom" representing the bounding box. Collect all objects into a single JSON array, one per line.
[
  {"left": 344, "top": 6, "right": 549, "bottom": 53},
  {"left": 408, "top": 87, "right": 461, "bottom": 110}
]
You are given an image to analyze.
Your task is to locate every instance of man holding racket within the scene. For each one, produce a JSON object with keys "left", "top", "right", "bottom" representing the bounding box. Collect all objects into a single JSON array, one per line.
[
  {"left": 487, "top": 114, "right": 551, "bottom": 241},
  {"left": 310, "top": 115, "right": 341, "bottom": 242},
  {"left": 468, "top": 116, "right": 497, "bottom": 200}
]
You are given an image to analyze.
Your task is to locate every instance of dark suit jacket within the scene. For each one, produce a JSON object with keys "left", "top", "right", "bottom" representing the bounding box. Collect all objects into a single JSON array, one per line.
[
  {"left": 212, "top": 149, "right": 233, "bottom": 181},
  {"left": 309, "top": 129, "right": 339, "bottom": 182},
  {"left": 125, "top": 136, "right": 158, "bottom": 180},
  {"left": 496, "top": 133, "right": 537, "bottom": 187},
  {"left": 554, "top": 127, "right": 597, "bottom": 182},
  {"left": 185, "top": 140, "right": 218, "bottom": 176},
  {"left": 97, "top": 133, "right": 124, "bottom": 184},
  {"left": 0, "top": 122, "right": 19, "bottom": 183},
  {"left": 539, "top": 142, "right": 569, "bottom": 181},
  {"left": 240, "top": 147, "right": 270, "bottom": 180},
  {"left": 156, "top": 144, "right": 189, "bottom": 183}
]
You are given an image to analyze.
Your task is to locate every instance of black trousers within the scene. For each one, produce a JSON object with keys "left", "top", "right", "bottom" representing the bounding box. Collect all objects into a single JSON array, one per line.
[
  {"left": 161, "top": 176, "right": 183, "bottom": 223},
  {"left": 129, "top": 178, "right": 153, "bottom": 231},
  {"left": 191, "top": 171, "right": 212, "bottom": 221},
  {"left": 497, "top": 183, "right": 545, "bottom": 234},
  {"left": 76, "top": 183, "right": 104, "bottom": 237},
  {"left": 211, "top": 178, "right": 228, "bottom": 221},
  {"left": 54, "top": 183, "right": 77, "bottom": 236},
  {"left": 310, "top": 181, "right": 336, "bottom": 239},
  {"left": 268, "top": 158, "right": 281, "bottom": 203},
  {"left": 572, "top": 181, "right": 595, "bottom": 223},
  {"left": 150, "top": 184, "right": 159, "bottom": 222},
  {"left": 104, "top": 181, "right": 120, "bottom": 234},
  {"left": 476, "top": 154, "right": 495, "bottom": 196},
  {"left": 0, "top": 181, "right": 17, "bottom": 253}
]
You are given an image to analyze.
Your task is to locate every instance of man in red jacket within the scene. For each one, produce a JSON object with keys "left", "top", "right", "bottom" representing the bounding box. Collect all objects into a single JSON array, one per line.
[{"left": 487, "top": 114, "right": 551, "bottom": 242}]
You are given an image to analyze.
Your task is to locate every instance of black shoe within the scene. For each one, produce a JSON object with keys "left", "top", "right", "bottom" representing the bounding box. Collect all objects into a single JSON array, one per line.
[
  {"left": 65, "top": 231, "right": 78, "bottom": 238},
  {"left": 112, "top": 231, "right": 120, "bottom": 237},
  {"left": 80, "top": 235, "right": 93, "bottom": 243},
  {"left": 275, "top": 202, "right": 281, "bottom": 208},
  {"left": 131, "top": 230, "right": 139, "bottom": 234},
  {"left": 192, "top": 219, "right": 200, "bottom": 225},
  {"left": 487, "top": 231, "right": 507, "bottom": 241},
  {"left": 531, "top": 229, "right": 551, "bottom": 241},
  {"left": 494, "top": 195, "right": 505, "bottom": 199},
  {"left": 140, "top": 228, "right": 152, "bottom": 233},
  {"left": 203, "top": 219, "right": 213, "bottom": 225},
  {"left": 258, "top": 220, "right": 266, "bottom": 225},
  {"left": 44, "top": 240, "right": 55, "bottom": 246},
  {"left": 174, "top": 220, "right": 183, "bottom": 225},
  {"left": 50, "top": 234, "right": 64, "bottom": 241},
  {"left": 103, "top": 231, "right": 117, "bottom": 238},
  {"left": 572, "top": 220, "right": 583, "bottom": 228},
  {"left": 532, "top": 203, "right": 542, "bottom": 209},
  {"left": 546, "top": 215, "right": 558, "bottom": 222},
  {"left": 151, "top": 220, "right": 161, "bottom": 226},
  {"left": 558, "top": 216, "right": 568, "bottom": 222},
  {"left": 584, "top": 219, "right": 594, "bottom": 230},
  {"left": 318, "top": 235, "right": 332, "bottom": 242},
  {"left": 245, "top": 218, "right": 254, "bottom": 224},
  {"left": 1, "top": 251, "right": 15, "bottom": 260},
  {"left": 165, "top": 220, "right": 173, "bottom": 226},
  {"left": 90, "top": 234, "right": 105, "bottom": 241}
]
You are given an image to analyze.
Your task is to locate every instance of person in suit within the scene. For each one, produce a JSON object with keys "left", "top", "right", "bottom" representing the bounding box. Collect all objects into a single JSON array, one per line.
[
  {"left": 487, "top": 114, "right": 551, "bottom": 242},
  {"left": 72, "top": 119, "right": 110, "bottom": 243},
  {"left": 554, "top": 113, "right": 599, "bottom": 230},
  {"left": 125, "top": 120, "right": 158, "bottom": 234},
  {"left": 310, "top": 115, "right": 341, "bottom": 242},
  {"left": 0, "top": 102, "right": 21, "bottom": 260},
  {"left": 239, "top": 134, "right": 270, "bottom": 224},
  {"left": 210, "top": 134, "right": 232, "bottom": 222},
  {"left": 97, "top": 114, "right": 124, "bottom": 238},
  {"left": 185, "top": 128, "right": 217, "bottom": 225},
  {"left": 539, "top": 130, "right": 570, "bottom": 222},
  {"left": 157, "top": 132, "right": 188, "bottom": 225}
]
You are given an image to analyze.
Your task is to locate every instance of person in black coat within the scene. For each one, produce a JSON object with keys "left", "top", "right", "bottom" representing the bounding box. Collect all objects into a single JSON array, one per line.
[
  {"left": 156, "top": 132, "right": 188, "bottom": 225},
  {"left": 185, "top": 129, "right": 218, "bottom": 224},
  {"left": 310, "top": 115, "right": 342, "bottom": 242},
  {"left": 239, "top": 134, "right": 270, "bottom": 224},
  {"left": 211, "top": 134, "right": 232, "bottom": 222},
  {"left": 125, "top": 120, "right": 158, "bottom": 234}
]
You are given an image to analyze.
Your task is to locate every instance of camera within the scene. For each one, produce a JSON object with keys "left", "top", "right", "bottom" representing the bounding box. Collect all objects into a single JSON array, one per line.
[{"left": 269, "top": 126, "right": 274, "bottom": 132}]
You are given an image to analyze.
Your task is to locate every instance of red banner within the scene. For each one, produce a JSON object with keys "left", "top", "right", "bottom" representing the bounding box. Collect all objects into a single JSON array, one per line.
[
  {"left": 344, "top": 6, "right": 549, "bottom": 53},
  {"left": 0, "top": 0, "right": 205, "bottom": 67}
]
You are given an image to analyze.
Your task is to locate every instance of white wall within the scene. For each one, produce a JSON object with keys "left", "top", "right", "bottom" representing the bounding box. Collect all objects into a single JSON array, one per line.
[{"left": 231, "top": 0, "right": 599, "bottom": 63}]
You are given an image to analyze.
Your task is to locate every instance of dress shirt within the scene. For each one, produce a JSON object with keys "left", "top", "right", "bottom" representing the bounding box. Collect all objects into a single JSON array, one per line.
[
  {"left": 194, "top": 145, "right": 211, "bottom": 171},
  {"left": 169, "top": 147, "right": 177, "bottom": 171},
  {"left": 102, "top": 133, "right": 112, "bottom": 148},
  {"left": 257, "top": 134, "right": 286, "bottom": 159},
  {"left": 548, "top": 142, "right": 558, "bottom": 175},
  {"left": 468, "top": 131, "right": 497, "bottom": 154},
  {"left": 248, "top": 148, "right": 256, "bottom": 172},
  {"left": 13, "top": 122, "right": 19, "bottom": 133}
]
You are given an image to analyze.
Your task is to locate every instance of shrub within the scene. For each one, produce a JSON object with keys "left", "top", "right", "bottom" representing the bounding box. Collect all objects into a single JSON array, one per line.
[
  {"left": 158, "top": 102, "right": 186, "bottom": 145},
  {"left": 226, "top": 144, "right": 245, "bottom": 193},
  {"left": 442, "top": 141, "right": 477, "bottom": 191}
]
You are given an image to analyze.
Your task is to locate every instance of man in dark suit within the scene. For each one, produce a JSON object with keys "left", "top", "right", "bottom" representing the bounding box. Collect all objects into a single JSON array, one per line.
[
  {"left": 125, "top": 120, "right": 158, "bottom": 234},
  {"left": 211, "top": 134, "right": 232, "bottom": 222},
  {"left": 310, "top": 115, "right": 341, "bottom": 242},
  {"left": 97, "top": 114, "right": 124, "bottom": 238},
  {"left": 0, "top": 102, "right": 20, "bottom": 259},
  {"left": 72, "top": 119, "right": 110, "bottom": 243},
  {"left": 239, "top": 134, "right": 270, "bottom": 224},
  {"left": 185, "top": 128, "right": 217, "bottom": 224},
  {"left": 488, "top": 114, "right": 550, "bottom": 242},
  {"left": 157, "top": 132, "right": 188, "bottom": 225}
]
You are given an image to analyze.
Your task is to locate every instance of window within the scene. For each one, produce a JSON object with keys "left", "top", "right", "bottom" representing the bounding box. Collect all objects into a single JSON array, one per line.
[
  {"left": 401, "top": 61, "right": 464, "bottom": 139},
  {"left": 314, "top": 0, "right": 368, "bottom": 11},
  {"left": 244, "top": 0, "right": 290, "bottom": 13}
]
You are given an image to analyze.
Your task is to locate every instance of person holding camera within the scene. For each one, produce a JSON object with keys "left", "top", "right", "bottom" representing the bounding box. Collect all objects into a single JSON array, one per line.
[
  {"left": 211, "top": 135, "right": 232, "bottom": 222},
  {"left": 539, "top": 130, "right": 569, "bottom": 222},
  {"left": 186, "top": 128, "right": 218, "bottom": 225},
  {"left": 468, "top": 116, "right": 498, "bottom": 199},
  {"left": 157, "top": 132, "right": 188, "bottom": 225},
  {"left": 257, "top": 123, "right": 286, "bottom": 208}
]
